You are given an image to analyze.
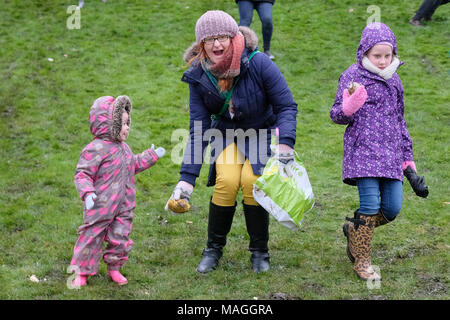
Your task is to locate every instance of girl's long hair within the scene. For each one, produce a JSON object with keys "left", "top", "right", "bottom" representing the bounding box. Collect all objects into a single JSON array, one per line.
[{"left": 187, "top": 42, "right": 233, "bottom": 92}]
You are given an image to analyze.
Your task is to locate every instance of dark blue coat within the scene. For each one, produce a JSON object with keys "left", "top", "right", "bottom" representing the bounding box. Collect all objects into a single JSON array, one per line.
[{"left": 180, "top": 47, "right": 297, "bottom": 187}]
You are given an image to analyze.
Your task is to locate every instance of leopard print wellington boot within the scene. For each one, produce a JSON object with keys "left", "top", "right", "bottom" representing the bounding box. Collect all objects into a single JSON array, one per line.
[
  {"left": 343, "top": 219, "right": 356, "bottom": 264},
  {"left": 343, "top": 210, "right": 391, "bottom": 263},
  {"left": 373, "top": 211, "right": 390, "bottom": 228},
  {"left": 347, "top": 212, "right": 381, "bottom": 281}
]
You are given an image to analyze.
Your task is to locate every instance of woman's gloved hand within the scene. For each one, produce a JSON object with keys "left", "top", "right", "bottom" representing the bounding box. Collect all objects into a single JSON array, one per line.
[
  {"left": 270, "top": 144, "right": 295, "bottom": 164},
  {"left": 270, "top": 144, "right": 295, "bottom": 177},
  {"left": 277, "top": 144, "right": 295, "bottom": 164},
  {"left": 85, "top": 193, "right": 97, "bottom": 210},
  {"left": 165, "top": 181, "right": 193, "bottom": 214},
  {"left": 342, "top": 84, "right": 367, "bottom": 116}
]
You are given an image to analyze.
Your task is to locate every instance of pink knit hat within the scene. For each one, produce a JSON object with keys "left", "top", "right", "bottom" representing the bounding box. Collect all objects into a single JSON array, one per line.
[{"left": 195, "top": 10, "right": 239, "bottom": 44}]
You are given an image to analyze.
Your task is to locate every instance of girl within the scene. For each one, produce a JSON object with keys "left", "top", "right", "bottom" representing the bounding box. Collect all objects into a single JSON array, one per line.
[
  {"left": 166, "top": 10, "right": 297, "bottom": 273},
  {"left": 330, "top": 23, "right": 418, "bottom": 281},
  {"left": 70, "top": 95, "right": 165, "bottom": 287}
]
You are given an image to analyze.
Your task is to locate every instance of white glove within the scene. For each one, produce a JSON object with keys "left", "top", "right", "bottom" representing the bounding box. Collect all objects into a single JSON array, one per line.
[
  {"left": 85, "top": 193, "right": 97, "bottom": 210},
  {"left": 164, "top": 181, "right": 194, "bottom": 213},
  {"left": 151, "top": 144, "right": 166, "bottom": 158},
  {"left": 271, "top": 144, "right": 295, "bottom": 164}
]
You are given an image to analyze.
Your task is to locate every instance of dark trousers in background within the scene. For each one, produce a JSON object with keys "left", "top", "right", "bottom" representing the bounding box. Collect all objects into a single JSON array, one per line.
[
  {"left": 413, "top": 0, "right": 449, "bottom": 20},
  {"left": 237, "top": 1, "right": 273, "bottom": 51}
]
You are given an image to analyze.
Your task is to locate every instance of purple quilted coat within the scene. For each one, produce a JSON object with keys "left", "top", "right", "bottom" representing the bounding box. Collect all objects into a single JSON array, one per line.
[{"left": 330, "top": 23, "right": 413, "bottom": 186}]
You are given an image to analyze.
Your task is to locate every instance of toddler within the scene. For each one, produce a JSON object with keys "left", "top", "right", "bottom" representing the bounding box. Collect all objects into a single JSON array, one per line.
[
  {"left": 330, "top": 23, "right": 419, "bottom": 281},
  {"left": 70, "top": 95, "right": 165, "bottom": 287}
]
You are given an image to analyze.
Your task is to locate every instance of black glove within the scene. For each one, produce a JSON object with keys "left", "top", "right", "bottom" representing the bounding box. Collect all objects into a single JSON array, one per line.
[{"left": 404, "top": 166, "right": 429, "bottom": 198}]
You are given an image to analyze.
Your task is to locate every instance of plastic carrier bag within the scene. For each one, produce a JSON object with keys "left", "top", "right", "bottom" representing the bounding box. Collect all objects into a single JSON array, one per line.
[{"left": 253, "top": 135, "right": 314, "bottom": 231}]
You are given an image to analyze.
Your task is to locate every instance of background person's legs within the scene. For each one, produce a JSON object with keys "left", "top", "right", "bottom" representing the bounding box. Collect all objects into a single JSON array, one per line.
[
  {"left": 237, "top": 1, "right": 255, "bottom": 27},
  {"left": 410, "top": 0, "right": 444, "bottom": 25},
  {"left": 255, "top": 2, "right": 274, "bottom": 58}
]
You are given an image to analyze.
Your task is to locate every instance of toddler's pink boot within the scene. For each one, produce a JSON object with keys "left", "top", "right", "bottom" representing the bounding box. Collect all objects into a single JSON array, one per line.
[
  {"left": 108, "top": 270, "right": 128, "bottom": 285},
  {"left": 72, "top": 274, "right": 88, "bottom": 287}
]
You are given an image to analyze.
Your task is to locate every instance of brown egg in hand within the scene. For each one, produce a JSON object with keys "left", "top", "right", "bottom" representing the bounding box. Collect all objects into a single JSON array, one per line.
[
  {"left": 348, "top": 82, "right": 361, "bottom": 95},
  {"left": 168, "top": 198, "right": 191, "bottom": 214}
]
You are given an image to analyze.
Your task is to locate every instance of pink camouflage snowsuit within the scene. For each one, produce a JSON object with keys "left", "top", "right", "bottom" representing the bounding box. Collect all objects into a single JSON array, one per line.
[{"left": 70, "top": 95, "right": 159, "bottom": 275}]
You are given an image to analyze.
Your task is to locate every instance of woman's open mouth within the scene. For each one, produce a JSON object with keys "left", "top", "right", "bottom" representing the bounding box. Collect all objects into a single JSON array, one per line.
[{"left": 213, "top": 50, "right": 224, "bottom": 56}]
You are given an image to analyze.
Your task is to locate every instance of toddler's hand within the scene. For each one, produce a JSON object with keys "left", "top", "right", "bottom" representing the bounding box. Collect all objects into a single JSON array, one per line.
[
  {"left": 151, "top": 144, "right": 166, "bottom": 158},
  {"left": 342, "top": 85, "right": 367, "bottom": 116},
  {"left": 85, "top": 193, "right": 97, "bottom": 210}
]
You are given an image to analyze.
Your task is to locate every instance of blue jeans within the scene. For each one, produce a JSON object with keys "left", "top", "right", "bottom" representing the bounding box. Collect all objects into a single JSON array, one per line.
[
  {"left": 356, "top": 178, "right": 403, "bottom": 221},
  {"left": 237, "top": 1, "right": 273, "bottom": 50}
]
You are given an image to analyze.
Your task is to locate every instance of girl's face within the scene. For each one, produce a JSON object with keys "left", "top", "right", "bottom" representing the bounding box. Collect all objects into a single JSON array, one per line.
[
  {"left": 203, "top": 35, "right": 231, "bottom": 64},
  {"left": 119, "top": 112, "right": 129, "bottom": 142},
  {"left": 366, "top": 44, "right": 393, "bottom": 70}
]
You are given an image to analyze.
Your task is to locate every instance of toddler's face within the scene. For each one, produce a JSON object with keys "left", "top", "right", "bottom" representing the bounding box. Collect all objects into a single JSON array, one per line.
[
  {"left": 119, "top": 112, "right": 129, "bottom": 142},
  {"left": 366, "top": 44, "right": 393, "bottom": 70}
]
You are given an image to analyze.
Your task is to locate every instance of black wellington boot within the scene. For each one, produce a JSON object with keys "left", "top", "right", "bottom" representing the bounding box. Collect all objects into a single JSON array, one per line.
[
  {"left": 196, "top": 200, "right": 236, "bottom": 274},
  {"left": 243, "top": 202, "right": 270, "bottom": 273}
]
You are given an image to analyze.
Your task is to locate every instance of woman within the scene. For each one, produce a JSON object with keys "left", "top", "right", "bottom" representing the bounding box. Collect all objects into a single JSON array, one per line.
[{"left": 166, "top": 10, "right": 297, "bottom": 273}]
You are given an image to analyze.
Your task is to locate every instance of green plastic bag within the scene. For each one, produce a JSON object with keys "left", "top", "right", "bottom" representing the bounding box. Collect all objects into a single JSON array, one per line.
[{"left": 253, "top": 145, "right": 314, "bottom": 230}]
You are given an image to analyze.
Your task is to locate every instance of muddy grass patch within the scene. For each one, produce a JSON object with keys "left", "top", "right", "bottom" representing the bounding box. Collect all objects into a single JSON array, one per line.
[
  {"left": 377, "top": 242, "right": 436, "bottom": 264},
  {"left": 414, "top": 274, "right": 448, "bottom": 298},
  {"left": 350, "top": 295, "right": 387, "bottom": 300},
  {"left": 267, "top": 292, "right": 301, "bottom": 300}
]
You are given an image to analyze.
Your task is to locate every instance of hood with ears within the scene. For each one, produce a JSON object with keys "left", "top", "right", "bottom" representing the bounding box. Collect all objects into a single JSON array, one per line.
[
  {"left": 89, "top": 95, "right": 132, "bottom": 142},
  {"left": 357, "top": 22, "right": 398, "bottom": 65},
  {"left": 183, "top": 26, "right": 259, "bottom": 63}
]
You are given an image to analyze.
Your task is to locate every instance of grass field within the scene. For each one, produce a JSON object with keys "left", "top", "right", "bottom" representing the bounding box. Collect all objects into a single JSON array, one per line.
[{"left": 0, "top": 0, "right": 448, "bottom": 300}]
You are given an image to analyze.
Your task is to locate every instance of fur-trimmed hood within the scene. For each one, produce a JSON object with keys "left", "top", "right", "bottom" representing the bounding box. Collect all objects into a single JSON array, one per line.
[
  {"left": 183, "top": 26, "right": 259, "bottom": 63},
  {"left": 89, "top": 95, "right": 132, "bottom": 142}
]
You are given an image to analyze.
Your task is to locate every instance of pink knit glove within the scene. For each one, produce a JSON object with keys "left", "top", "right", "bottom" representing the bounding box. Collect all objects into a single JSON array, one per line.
[
  {"left": 342, "top": 85, "right": 368, "bottom": 116},
  {"left": 402, "top": 161, "right": 416, "bottom": 172}
]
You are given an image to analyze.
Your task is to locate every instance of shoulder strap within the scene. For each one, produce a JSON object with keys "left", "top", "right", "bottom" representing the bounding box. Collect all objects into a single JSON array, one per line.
[
  {"left": 204, "top": 68, "right": 220, "bottom": 94},
  {"left": 247, "top": 49, "right": 259, "bottom": 61}
]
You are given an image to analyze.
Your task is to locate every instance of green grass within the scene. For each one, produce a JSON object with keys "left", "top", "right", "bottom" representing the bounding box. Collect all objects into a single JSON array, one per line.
[{"left": 0, "top": 0, "right": 449, "bottom": 300}]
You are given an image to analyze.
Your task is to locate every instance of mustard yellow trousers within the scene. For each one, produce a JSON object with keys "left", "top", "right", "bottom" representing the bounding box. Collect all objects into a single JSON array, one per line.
[{"left": 212, "top": 143, "right": 260, "bottom": 207}]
